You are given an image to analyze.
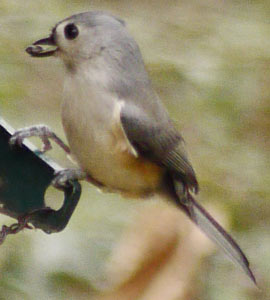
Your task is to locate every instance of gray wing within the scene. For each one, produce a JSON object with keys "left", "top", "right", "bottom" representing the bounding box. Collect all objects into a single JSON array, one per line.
[
  {"left": 120, "top": 104, "right": 256, "bottom": 284},
  {"left": 120, "top": 103, "right": 199, "bottom": 193}
]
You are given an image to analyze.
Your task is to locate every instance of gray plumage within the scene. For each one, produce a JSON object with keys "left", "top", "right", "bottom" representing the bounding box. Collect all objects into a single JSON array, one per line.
[{"left": 25, "top": 11, "right": 256, "bottom": 284}]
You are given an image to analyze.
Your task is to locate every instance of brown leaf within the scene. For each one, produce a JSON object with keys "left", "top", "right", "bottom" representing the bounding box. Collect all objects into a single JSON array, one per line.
[{"left": 96, "top": 200, "right": 216, "bottom": 300}]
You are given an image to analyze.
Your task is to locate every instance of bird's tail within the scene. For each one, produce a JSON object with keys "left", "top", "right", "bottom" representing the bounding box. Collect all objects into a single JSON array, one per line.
[{"left": 171, "top": 178, "right": 256, "bottom": 284}]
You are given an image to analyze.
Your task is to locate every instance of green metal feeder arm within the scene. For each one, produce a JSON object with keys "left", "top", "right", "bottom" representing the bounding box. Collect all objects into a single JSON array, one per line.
[{"left": 0, "top": 118, "right": 81, "bottom": 237}]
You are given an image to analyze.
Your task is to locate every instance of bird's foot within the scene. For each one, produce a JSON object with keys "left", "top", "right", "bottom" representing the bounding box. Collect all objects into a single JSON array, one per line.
[
  {"left": 9, "top": 124, "right": 70, "bottom": 154},
  {"left": 52, "top": 168, "right": 87, "bottom": 190}
]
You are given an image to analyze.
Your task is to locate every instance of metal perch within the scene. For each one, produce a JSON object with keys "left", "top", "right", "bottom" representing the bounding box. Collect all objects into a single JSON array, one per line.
[{"left": 0, "top": 118, "right": 81, "bottom": 244}]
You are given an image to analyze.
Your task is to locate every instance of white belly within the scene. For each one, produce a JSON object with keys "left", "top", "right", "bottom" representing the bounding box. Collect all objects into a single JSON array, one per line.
[{"left": 62, "top": 77, "right": 162, "bottom": 196}]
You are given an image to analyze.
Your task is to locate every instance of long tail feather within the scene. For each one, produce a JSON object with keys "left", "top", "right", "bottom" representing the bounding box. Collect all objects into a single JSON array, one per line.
[{"left": 172, "top": 179, "right": 256, "bottom": 284}]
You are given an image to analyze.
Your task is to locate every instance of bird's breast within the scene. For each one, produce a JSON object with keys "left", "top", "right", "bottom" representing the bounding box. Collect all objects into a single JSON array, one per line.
[{"left": 62, "top": 77, "right": 163, "bottom": 197}]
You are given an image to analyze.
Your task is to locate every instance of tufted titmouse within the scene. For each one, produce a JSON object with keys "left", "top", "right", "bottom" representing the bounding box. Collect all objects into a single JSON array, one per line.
[{"left": 12, "top": 11, "right": 255, "bottom": 283}]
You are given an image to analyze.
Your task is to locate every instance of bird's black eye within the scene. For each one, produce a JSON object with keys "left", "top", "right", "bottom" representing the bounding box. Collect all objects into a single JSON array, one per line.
[{"left": 64, "top": 23, "right": 79, "bottom": 40}]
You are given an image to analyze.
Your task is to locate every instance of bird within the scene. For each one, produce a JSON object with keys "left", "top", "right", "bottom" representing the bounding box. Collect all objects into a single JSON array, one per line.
[{"left": 12, "top": 11, "right": 255, "bottom": 283}]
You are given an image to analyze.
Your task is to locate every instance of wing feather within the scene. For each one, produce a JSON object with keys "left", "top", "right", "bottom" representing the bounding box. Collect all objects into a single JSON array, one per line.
[
  {"left": 120, "top": 104, "right": 198, "bottom": 192},
  {"left": 120, "top": 103, "right": 256, "bottom": 284}
]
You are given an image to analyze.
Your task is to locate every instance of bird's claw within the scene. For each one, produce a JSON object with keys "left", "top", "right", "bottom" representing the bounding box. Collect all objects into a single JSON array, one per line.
[
  {"left": 9, "top": 130, "right": 27, "bottom": 147},
  {"left": 52, "top": 169, "right": 86, "bottom": 190},
  {"left": 9, "top": 125, "right": 70, "bottom": 154}
]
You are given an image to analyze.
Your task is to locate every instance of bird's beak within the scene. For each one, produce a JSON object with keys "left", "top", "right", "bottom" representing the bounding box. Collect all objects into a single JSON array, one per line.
[{"left": 25, "top": 34, "right": 57, "bottom": 57}]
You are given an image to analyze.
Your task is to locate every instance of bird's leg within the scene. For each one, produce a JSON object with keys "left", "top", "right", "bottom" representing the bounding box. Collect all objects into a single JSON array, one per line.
[
  {"left": 10, "top": 125, "right": 104, "bottom": 189},
  {"left": 52, "top": 168, "right": 104, "bottom": 190},
  {"left": 9, "top": 124, "right": 70, "bottom": 154}
]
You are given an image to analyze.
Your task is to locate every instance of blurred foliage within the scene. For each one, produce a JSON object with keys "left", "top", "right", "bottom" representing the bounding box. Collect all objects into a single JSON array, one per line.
[{"left": 0, "top": 0, "right": 269, "bottom": 299}]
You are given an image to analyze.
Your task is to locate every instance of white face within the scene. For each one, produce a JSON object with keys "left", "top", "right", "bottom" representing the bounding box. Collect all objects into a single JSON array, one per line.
[
  {"left": 53, "top": 20, "right": 112, "bottom": 71},
  {"left": 26, "top": 13, "right": 133, "bottom": 73},
  {"left": 55, "top": 21, "right": 80, "bottom": 54},
  {"left": 55, "top": 22, "right": 84, "bottom": 61}
]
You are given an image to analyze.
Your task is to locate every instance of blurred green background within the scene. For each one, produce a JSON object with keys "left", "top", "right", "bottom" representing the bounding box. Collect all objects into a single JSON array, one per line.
[{"left": 0, "top": 0, "right": 269, "bottom": 299}]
